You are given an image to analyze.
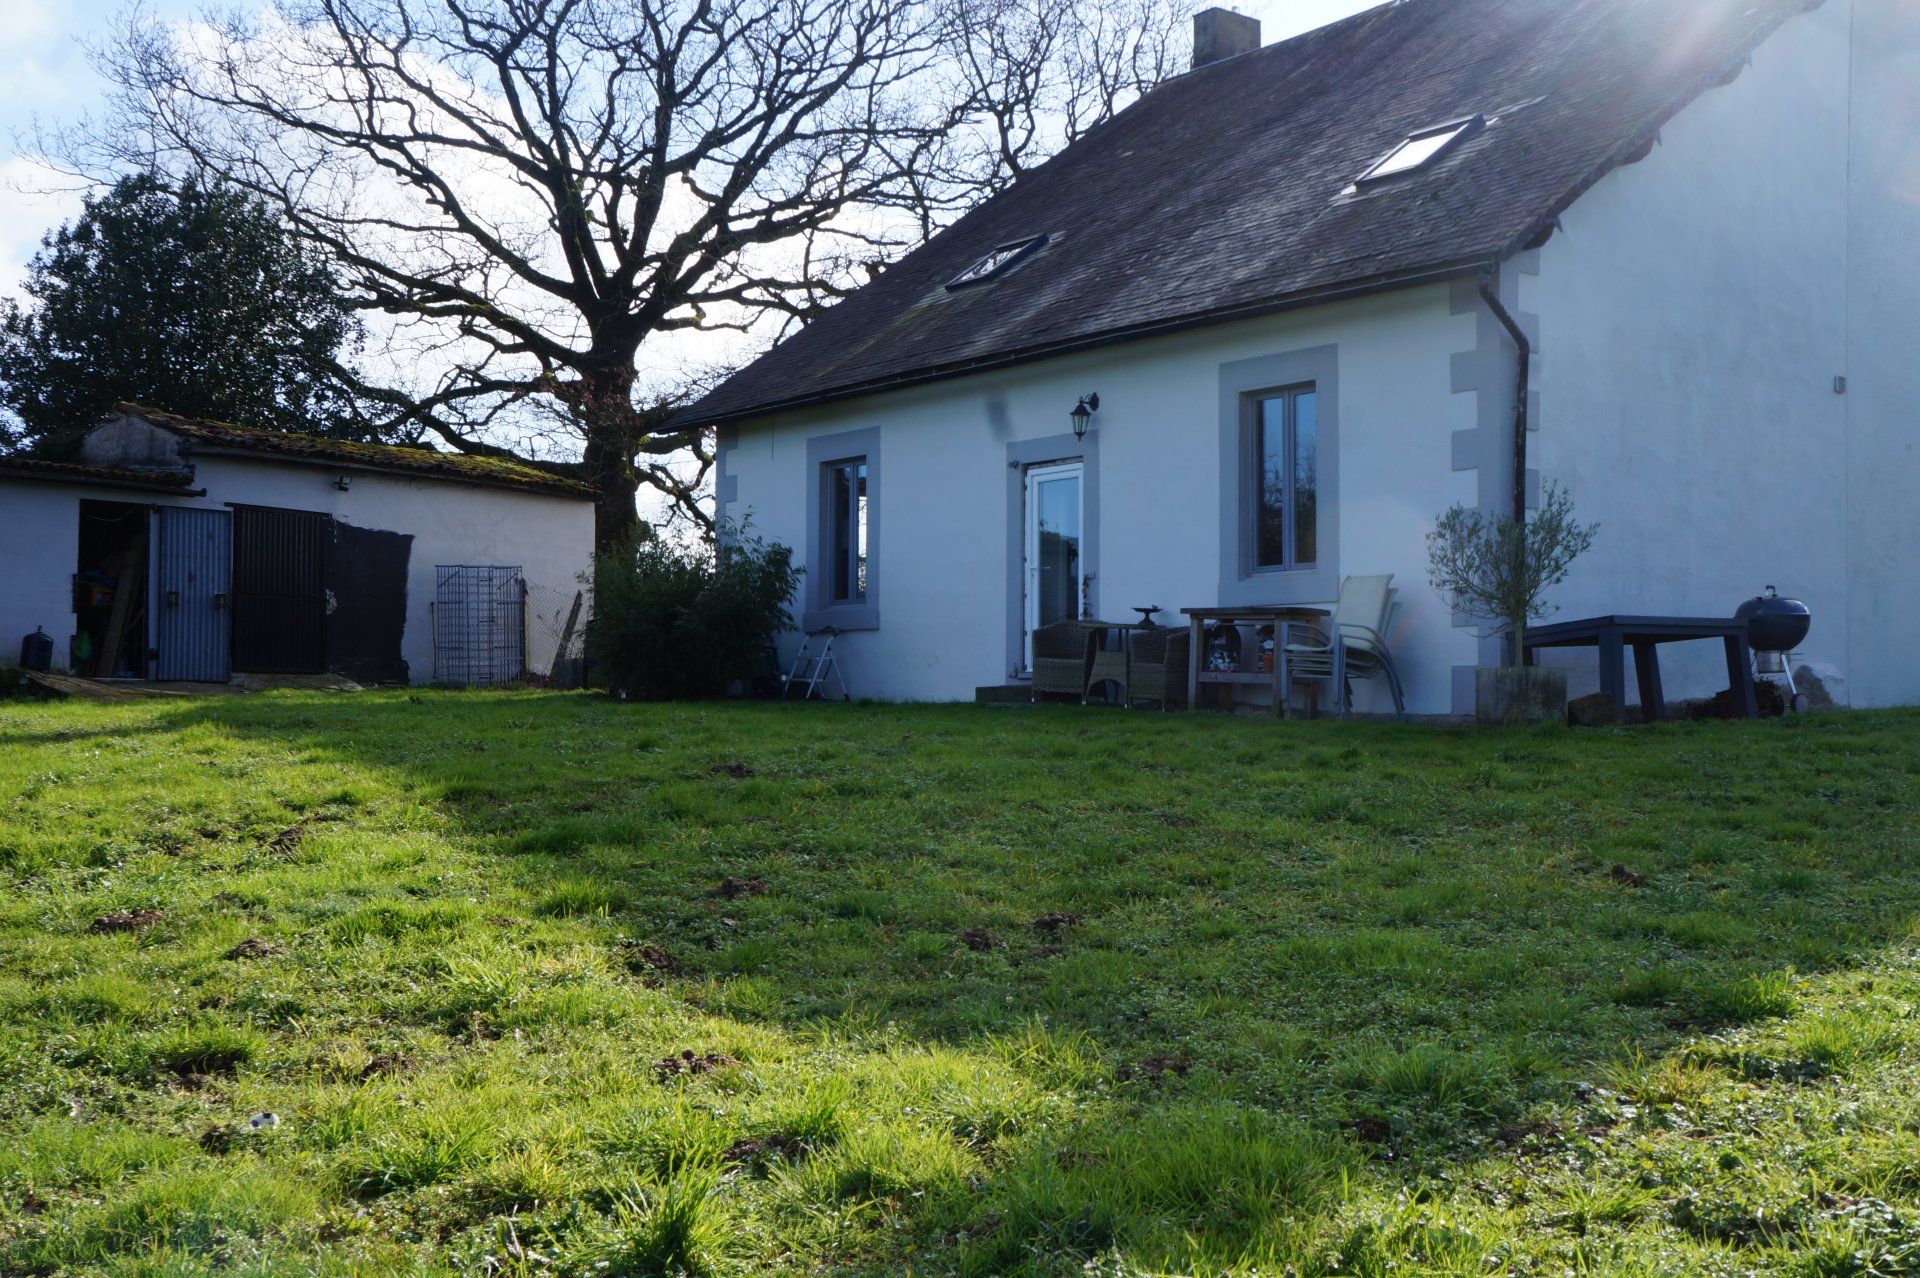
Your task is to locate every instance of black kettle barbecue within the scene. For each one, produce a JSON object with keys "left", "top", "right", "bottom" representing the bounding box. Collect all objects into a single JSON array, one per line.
[{"left": 1736, "top": 586, "right": 1811, "bottom": 711}]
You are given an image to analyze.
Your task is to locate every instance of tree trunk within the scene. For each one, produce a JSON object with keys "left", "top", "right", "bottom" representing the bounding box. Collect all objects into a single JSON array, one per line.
[
  {"left": 585, "top": 435, "right": 641, "bottom": 550},
  {"left": 576, "top": 367, "right": 644, "bottom": 552}
]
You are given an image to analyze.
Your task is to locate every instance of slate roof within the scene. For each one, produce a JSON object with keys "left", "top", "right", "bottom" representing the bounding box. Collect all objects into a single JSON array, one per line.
[
  {"left": 674, "top": 0, "right": 1821, "bottom": 429},
  {"left": 0, "top": 456, "right": 202, "bottom": 494},
  {"left": 119, "top": 404, "right": 597, "bottom": 499}
]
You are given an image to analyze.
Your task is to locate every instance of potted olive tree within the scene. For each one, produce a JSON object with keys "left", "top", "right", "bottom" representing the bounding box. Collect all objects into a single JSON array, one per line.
[{"left": 1427, "top": 482, "right": 1598, "bottom": 725}]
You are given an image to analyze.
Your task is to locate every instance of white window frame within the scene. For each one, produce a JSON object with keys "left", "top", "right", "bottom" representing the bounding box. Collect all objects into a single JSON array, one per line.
[{"left": 1358, "top": 116, "right": 1483, "bottom": 184}]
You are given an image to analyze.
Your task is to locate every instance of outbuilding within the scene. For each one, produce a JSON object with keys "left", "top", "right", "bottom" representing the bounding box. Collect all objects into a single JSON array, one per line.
[{"left": 2, "top": 405, "right": 595, "bottom": 685}]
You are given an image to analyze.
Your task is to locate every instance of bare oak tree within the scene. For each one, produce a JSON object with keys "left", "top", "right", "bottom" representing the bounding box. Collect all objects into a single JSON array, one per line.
[{"left": 71, "top": 0, "right": 1188, "bottom": 545}]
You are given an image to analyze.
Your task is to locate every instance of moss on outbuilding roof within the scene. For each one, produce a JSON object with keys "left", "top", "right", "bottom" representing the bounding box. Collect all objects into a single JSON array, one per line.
[
  {"left": 117, "top": 404, "right": 597, "bottom": 500},
  {"left": 0, "top": 455, "right": 201, "bottom": 493}
]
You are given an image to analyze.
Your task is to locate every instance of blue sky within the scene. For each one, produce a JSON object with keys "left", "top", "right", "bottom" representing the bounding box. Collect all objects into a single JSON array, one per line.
[{"left": 0, "top": 0, "right": 1374, "bottom": 294}]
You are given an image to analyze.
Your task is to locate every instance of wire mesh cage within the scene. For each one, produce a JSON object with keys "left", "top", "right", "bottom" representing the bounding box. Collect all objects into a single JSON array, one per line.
[
  {"left": 433, "top": 565, "right": 527, "bottom": 686},
  {"left": 523, "top": 581, "right": 589, "bottom": 682}
]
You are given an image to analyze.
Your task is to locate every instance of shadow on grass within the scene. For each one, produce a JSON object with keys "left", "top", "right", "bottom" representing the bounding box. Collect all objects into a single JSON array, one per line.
[{"left": 8, "top": 689, "right": 1920, "bottom": 1272}]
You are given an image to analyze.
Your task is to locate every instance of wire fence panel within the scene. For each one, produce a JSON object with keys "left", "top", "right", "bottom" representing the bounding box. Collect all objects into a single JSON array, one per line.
[
  {"left": 523, "top": 581, "right": 588, "bottom": 680},
  {"left": 433, "top": 565, "right": 526, "bottom": 686}
]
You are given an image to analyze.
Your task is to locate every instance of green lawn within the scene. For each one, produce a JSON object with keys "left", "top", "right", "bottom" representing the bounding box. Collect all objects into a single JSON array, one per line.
[{"left": 3, "top": 692, "right": 1919, "bottom": 1276}]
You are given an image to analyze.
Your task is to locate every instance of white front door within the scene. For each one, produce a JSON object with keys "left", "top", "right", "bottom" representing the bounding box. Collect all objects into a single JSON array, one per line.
[{"left": 1023, "top": 460, "right": 1084, "bottom": 669}]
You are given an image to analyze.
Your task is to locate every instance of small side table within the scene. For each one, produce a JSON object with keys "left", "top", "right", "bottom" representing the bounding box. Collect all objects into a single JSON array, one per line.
[
  {"left": 1083, "top": 620, "right": 1148, "bottom": 704},
  {"left": 1179, "top": 605, "right": 1331, "bottom": 717}
]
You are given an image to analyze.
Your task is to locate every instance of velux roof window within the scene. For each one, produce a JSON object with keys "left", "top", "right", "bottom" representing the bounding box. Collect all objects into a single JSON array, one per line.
[
  {"left": 946, "top": 234, "right": 1048, "bottom": 290},
  {"left": 1358, "top": 116, "right": 1483, "bottom": 183}
]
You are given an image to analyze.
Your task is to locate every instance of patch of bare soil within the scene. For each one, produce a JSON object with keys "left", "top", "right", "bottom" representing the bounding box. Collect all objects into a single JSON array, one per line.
[
  {"left": 91, "top": 909, "right": 163, "bottom": 933},
  {"left": 655, "top": 1050, "right": 739, "bottom": 1082},
  {"left": 268, "top": 824, "right": 307, "bottom": 855},
  {"left": 1608, "top": 864, "right": 1650, "bottom": 888},
  {"left": 1030, "top": 912, "right": 1083, "bottom": 936},
  {"left": 621, "top": 941, "right": 685, "bottom": 986},
  {"left": 360, "top": 1052, "right": 413, "bottom": 1079},
  {"left": 452, "top": 1011, "right": 502, "bottom": 1041},
  {"left": 957, "top": 927, "right": 997, "bottom": 952},
  {"left": 199, "top": 1126, "right": 235, "bottom": 1155},
  {"left": 709, "top": 762, "right": 755, "bottom": 779},
  {"left": 1495, "top": 1118, "right": 1560, "bottom": 1147},
  {"left": 711, "top": 877, "right": 767, "bottom": 900},
  {"left": 224, "top": 937, "right": 284, "bottom": 959},
  {"left": 722, "top": 1134, "right": 806, "bottom": 1165},
  {"left": 1116, "top": 1055, "right": 1189, "bottom": 1083}
]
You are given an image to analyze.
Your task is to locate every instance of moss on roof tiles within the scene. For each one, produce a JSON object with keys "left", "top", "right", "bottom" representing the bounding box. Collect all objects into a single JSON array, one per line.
[{"left": 117, "top": 404, "right": 596, "bottom": 499}]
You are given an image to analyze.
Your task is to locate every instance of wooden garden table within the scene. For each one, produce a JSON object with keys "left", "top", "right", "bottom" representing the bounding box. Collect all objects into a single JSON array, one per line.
[{"left": 1179, "top": 605, "right": 1331, "bottom": 717}]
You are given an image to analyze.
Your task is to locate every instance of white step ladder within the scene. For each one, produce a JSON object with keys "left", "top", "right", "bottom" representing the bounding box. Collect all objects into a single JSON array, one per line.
[{"left": 782, "top": 627, "right": 847, "bottom": 700}]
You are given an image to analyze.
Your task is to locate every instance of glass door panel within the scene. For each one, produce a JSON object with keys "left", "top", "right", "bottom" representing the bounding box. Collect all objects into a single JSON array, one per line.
[{"left": 1024, "top": 461, "right": 1083, "bottom": 669}]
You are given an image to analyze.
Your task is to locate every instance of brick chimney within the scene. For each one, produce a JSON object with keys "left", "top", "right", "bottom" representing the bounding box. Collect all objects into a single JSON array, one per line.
[{"left": 1192, "top": 7, "right": 1260, "bottom": 70}]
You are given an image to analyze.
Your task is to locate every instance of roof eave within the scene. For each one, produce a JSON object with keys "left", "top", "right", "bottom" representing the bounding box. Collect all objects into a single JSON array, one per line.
[
  {"left": 181, "top": 443, "right": 598, "bottom": 501},
  {"left": 664, "top": 257, "right": 1492, "bottom": 433},
  {"left": 0, "top": 463, "right": 205, "bottom": 496}
]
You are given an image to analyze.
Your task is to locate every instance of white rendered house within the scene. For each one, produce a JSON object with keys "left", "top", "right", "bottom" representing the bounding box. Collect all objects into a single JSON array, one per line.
[{"left": 675, "top": 0, "right": 1919, "bottom": 715}]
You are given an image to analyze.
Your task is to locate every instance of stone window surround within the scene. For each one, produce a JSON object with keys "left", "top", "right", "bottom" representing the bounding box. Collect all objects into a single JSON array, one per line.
[
  {"left": 803, "top": 426, "right": 881, "bottom": 631},
  {"left": 1216, "top": 344, "right": 1341, "bottom": 606}
]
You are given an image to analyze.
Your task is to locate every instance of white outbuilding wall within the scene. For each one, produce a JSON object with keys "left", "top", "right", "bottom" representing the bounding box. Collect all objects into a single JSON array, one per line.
[
  {"left": 2, "top": 481, "right": 97, "bottom": 672},
  {"left": 193, "top": 456, "right": 594, "bottom": 682},
  {"left": 0, "top": 458, "right": 593, "bottom": 683}
]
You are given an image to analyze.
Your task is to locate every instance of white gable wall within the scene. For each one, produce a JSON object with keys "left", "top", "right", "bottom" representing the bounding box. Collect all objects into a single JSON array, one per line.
[
  {"left": 1532, "top": 0, "right": 1920, "bottom": 707},
  {"left": 1841, "top": 0, "right": 1920, "bottom": 708}
]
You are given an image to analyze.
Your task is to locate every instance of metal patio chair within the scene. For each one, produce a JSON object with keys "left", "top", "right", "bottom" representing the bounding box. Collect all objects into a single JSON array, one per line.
[{"left": 1282, "top": 574, "right": 1407, "bottom": 718}]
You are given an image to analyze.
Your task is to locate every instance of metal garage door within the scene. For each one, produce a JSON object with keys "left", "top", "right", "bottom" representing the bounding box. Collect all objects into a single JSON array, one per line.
[
  {"left": 153, "top": 506, "right": 232, "bottom": 682},
  {"left": 232, "top": 506, "right": 330, "bottom": 673}
]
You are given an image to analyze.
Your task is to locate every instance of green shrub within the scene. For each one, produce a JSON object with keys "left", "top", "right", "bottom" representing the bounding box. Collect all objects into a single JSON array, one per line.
[{"left": 587, "top": 524, "right": 801, "bottom": 701}]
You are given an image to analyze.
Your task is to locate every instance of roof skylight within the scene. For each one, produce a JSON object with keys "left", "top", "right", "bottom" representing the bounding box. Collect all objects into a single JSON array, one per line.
[
  {"left": 946, "top": 234, "right": 1048, "bottom": 290},
  {"left": 1358, "top": 117, "right": 1483, "bottom": 183}
]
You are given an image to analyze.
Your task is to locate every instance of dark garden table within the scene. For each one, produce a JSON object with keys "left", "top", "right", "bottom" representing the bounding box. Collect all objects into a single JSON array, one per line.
[{"left": 1520, "top": 615, "right": 1757, "bottom": 724}]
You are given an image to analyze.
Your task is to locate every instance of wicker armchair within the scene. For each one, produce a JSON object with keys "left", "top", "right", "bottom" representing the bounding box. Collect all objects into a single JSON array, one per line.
[
  {"left": 1086, "top": 631, "right": 1129, "bottom": 704},
  {"left": 1126, "top": 627, "right": 1191, "bottom": 710},
  {"left": 1030, "top": 621, "right": 1098, "bottom": 702}
]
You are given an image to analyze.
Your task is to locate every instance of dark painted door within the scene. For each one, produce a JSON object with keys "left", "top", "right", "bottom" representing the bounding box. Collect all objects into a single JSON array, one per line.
[
  {"left": 153, "top": 506, "right": 232, "bottom": 681},
  {"left": 326, "top": 522, "right": 413, "bottom": 684},
  {"left": 232, "top": 506, "right": 330, "bottom": 673}
]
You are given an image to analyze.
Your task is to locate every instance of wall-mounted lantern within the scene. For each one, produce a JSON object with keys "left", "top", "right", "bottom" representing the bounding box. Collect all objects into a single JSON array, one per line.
[
  {"left": 333, "top": 474, "right": 353, "bottom": 492},
  {"left": 1070, "top": 393, "right": 1100, "bottom": 440}
]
